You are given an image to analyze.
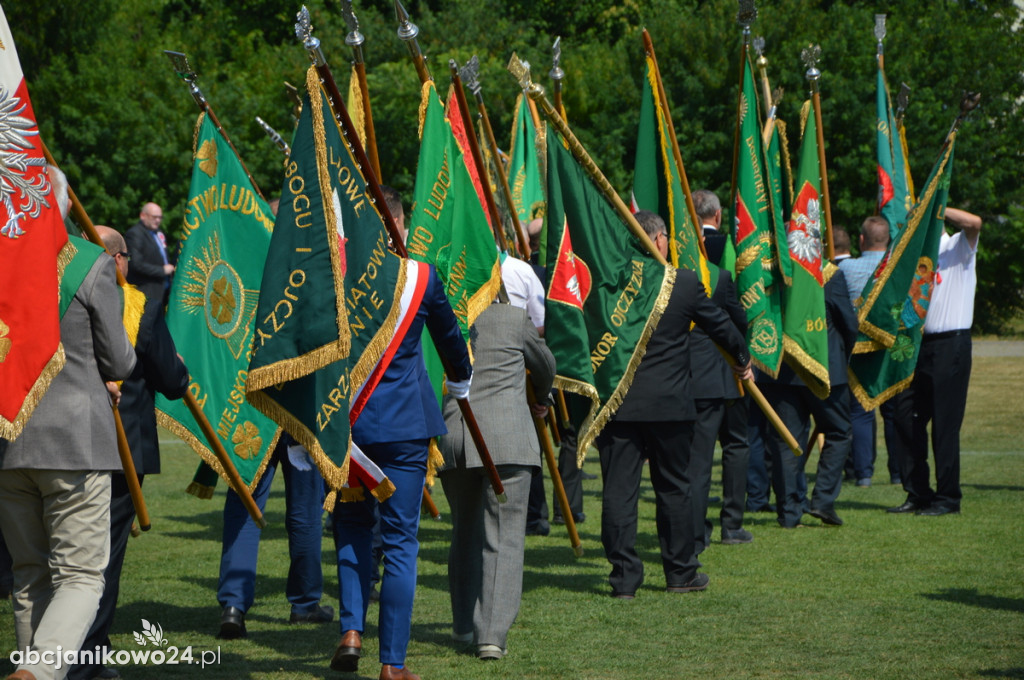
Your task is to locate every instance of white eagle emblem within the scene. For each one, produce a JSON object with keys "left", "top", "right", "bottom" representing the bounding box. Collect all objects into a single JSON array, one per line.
[
  {"left": 0, "top": 86, "right": 49, "bottom": 239},
  {"left": 788, "top": 197, "right": 822, "bottom": 263}
]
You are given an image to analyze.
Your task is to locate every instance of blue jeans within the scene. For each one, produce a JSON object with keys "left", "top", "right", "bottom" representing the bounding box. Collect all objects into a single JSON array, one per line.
[
  {"left": 217, "top": 439, "right": 326, "bottom": 615},
  {"left": 333, "top": 439, "right": 427, "bottom": 666}
]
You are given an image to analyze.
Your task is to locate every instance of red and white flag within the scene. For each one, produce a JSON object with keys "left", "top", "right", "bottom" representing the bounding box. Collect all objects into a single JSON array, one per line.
[{"left": 0, "top": 6, "right": 70, "bottom": 440}]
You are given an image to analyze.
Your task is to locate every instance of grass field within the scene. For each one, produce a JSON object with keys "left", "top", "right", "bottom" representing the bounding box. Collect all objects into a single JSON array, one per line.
[{"left": 1, "top": 351, "right": 1022, "bottom": 679}]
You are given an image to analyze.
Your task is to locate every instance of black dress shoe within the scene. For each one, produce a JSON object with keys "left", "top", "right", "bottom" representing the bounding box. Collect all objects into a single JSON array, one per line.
[
  {"left": 666, "top": 572, "right": 709, "bottom": 593},
  {"left": 887, "top": 500, "right": 925, "bottom": 514},
  {"left": 916, "top": 504, "right": 960, "bottom": 516},
  {"left": 218, "top": 606, "right": 246, "bottom": 639},
  {"left": 289, "top": 603, "right": 334, "bottom": 623},
  {"left": 808, "top": 508, "right": 843, "bottom": 526}
]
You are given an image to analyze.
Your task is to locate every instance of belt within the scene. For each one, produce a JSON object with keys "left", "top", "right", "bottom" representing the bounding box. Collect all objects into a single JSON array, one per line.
[{"left": 922, "top": 329, "right": 971, "bottom": 342}]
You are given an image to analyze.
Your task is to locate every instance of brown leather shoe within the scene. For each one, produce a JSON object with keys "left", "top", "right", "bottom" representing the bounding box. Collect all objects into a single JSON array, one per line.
[
  {"left": 379, "top": 664, "right": 420, "bottom": 680},
  {"left": 330, "top": 629, "right": 362, "bottom": 672},
  {"left": 7, "top": 671, "right": 37, "bottom": 680}
]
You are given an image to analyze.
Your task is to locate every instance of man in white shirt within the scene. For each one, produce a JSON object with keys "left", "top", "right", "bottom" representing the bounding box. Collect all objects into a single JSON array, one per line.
[{"left": 887, "top": 207, "right": 981, "bottom": 516}]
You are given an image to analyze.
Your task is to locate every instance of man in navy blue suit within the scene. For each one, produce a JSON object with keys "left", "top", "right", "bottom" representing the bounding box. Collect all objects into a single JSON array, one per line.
[{"left": 330, "top": 261, "right": 472, "bottom": 680}]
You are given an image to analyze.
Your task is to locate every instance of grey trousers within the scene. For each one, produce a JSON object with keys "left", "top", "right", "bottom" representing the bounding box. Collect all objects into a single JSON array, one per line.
[
  {"left": 440, "top": 464, "right": 532, "bottom": 649},
  {"left": 0, "top": 469, "right": 111, "bottom": 680}
]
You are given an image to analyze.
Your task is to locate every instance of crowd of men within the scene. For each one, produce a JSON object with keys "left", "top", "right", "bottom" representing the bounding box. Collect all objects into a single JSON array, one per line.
[{"left": 0, "top": 176, "right": 981, "bottom": 679}]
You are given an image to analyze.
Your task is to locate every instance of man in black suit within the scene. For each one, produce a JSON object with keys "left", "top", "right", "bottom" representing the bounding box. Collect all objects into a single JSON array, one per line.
[
  {"left": 125, "top": 202, "right": 174, "bottom": 316},
  {"left": 596, "top": 211, "right": 751, "bottom": 599},
  {"left": 68, "top": 226, "right": 190, "bottom": 680},
  {"left": 693, "top": 189, "right": 727, "bottom": 267},
  {"left": 759, "top": 265, "right": 859, "bottom": 528},
  {"left": 688, "top": 261, "right": 752, "bottom": 551}
]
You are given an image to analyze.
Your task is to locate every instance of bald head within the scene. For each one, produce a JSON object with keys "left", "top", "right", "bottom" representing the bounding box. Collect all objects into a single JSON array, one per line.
[
  {"left": 96, "top": 225, "right": 129, "bottom": 278},
  {"left": 860, "top": 216, "right": 890, "bottom": 251},
  {"left": 527, "top": 217, "right": 543, "bottom": 252},
  {"left": 139, "top": 202, "right": 163, "bottom": 231}
]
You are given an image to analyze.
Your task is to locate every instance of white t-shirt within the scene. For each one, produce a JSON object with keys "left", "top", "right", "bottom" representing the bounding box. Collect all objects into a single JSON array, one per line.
[
  {"left": 923, "top": 230, "right": 977, "bottom": 334},
  {"left": 501, "top": 256, "right": 545, "bottom": 329}
]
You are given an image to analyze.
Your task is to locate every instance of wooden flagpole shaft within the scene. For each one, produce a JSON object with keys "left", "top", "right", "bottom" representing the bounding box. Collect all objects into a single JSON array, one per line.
[
  {"left": 546, "top": 408, "right": 561, "bottom": 446},
  {"left": 642, "top": 30, "right": 707, "bottom": 260},
  {"left": 113, "top": 407, "right": 151, "bottom": 530},
  {"left": 810, "top": 90, "right": 834, "bottom": 262},
  {"left": 509, "top": 63, "right": 801, "bottom": 456},
  {"left": 526, "top": 380, "right": 582, "bottom": 556},
  {"left": 421, "top": 484, "right": 441, "bottom": 519},
  {"left": 183, "top": 390, "right": 266, "bottom": 528},
  {"left": 41, "top": 141, "right": 152, "bottom": 529},
  {"left": 556, "top": 389, "right": 570, "bottom": 427},
  {"left": 353, "top": 61, "right": 382, "bottom": 181},
  {"left": 471, "top": 89, "right": 531, "bottom": 259},
  {"left": 449, "top": 61, "right": 508, "bottom": 253}
]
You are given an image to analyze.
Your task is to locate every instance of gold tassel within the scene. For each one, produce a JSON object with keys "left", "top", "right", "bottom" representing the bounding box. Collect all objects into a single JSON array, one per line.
[
  {"left": 122, "top": 285, "right": 146, "bottom": 348},
  {"left": 425, "top": 438, "right": 444, "bottom": 487},
  {"left": 372, "top": 479, "right": 396, "bottom": 503},
  {"left": 185, "top": 481, "right": 215, "bottom": 499},
  {"left": 339, "top": 486, "right": 366, "bottom": 503},
  {"left": 322, "top": 488, "right": 338, "bottom": 511}
]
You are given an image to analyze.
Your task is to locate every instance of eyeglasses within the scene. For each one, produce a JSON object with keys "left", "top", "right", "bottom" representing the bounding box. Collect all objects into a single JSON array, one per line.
[{"left": 116, "top": 251, "right": 131, "bottom": 261}]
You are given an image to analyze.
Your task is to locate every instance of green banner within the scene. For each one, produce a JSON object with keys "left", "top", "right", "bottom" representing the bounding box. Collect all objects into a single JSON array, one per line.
[
  {"left": 876, "top": 63, "right": 912, "bottom": 240},
  {"left": 781, "top": 103, "right": 830, "bottom": 397},
  {"left": 246, "top": 67, "right": 404, "bottom": 493},
  {"left": 156, "top": 113, "right": 280, "bottom": 489},
  {"left": 407, "top": 81, "right": 501, "bottom": 341},
  {"left": 546, "top": 129, "right": 672, "bottom": 459},
  {"left": 508, "top": 93, "right": 547, "bottom": 262},
  {"left": 849, "top": 135, "right": 955, "bottom": 409},
  {"left": 632, "top": 55, "right": 708, "bottom": 288},
  {"left": 733, "top": 56, "right": 783, "bottom": 376}
]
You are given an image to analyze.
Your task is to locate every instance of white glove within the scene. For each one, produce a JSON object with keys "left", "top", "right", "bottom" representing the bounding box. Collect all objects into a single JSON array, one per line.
[
  {"left": 447, "top": 375, "right": 472, "bottom": 400},
  {"left": 286, "top": 444, "right": 314, "bottom": 472}
]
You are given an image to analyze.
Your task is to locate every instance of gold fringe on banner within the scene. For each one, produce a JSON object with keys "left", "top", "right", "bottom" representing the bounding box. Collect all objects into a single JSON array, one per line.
[
  {"left": 185, "top": 481, "right": 215, "bottom": 499},
  {"left": 569, "top": 264, "right": 677, "bottom": 464}
]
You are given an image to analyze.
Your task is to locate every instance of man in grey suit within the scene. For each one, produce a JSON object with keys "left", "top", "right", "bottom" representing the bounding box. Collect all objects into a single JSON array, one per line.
[
  {"left": 0, "top": 167, "right": 136, "bottom": 680},
  {"left": 438, "top": 301, "right": 555, "bottom": 661}
]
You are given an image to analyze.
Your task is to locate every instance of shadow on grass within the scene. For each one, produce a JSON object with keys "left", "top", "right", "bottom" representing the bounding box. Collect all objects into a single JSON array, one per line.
[
  {"left": 962, "top": 483, "right": 1024, "bottom": 492},
  {"left": 922, "top": 588, "right": 1024, "bottom": 613},
  {"left": 977, "top": 669, "right": 1024, "bottom": 679}
]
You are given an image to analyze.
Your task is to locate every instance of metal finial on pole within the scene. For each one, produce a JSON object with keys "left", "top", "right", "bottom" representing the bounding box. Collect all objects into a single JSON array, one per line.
[
  {"left": 295, "top": 6, "right": 326, "bottom": 67},
  {"left": 737, "top": 0, "right": 757, "bottom": 42},
  {"left": 802, "top": 44, "right": 822, "bottom": 94},
  {"left": 394, "top": 0, "right": 431, "bottom": 83},
  {"left": 944, "top": 91, "right": 981, "bottom": 147},
  {"left": 255, "top": 116, "right": 290, "bottom": 157},
  {"left": 459, "top": 54, "right": 481, "bottom": 97},
  {"left": 550, "top": 36, "right": 565, "bottom": 116},
  {"left": 875, "top": 14, "right": 887, "bottom": 56},
  {"left": 340, "top": 0, "right": 365, "bottom": 60},
  {"left": 164, "top": 51, "right": 206, "bottom": 109}
]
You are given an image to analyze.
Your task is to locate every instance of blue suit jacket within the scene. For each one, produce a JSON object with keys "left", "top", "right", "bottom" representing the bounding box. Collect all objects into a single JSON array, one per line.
[{"left": 352, "top": 265, "right": 472, "bottom": 445}]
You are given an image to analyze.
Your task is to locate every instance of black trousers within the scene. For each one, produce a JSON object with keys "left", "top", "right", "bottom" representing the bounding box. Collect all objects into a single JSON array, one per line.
[
  {"left": 761, "top": 383, "right": 852, "bottom": 528},
  {"left": 597, "top": 420, "right": 696, "bottom": 595},
  {"left": 552, "top": 423, "right": 584, "bottom": 520},
  {"left": 894, "top": 333, "right": 971, "bottom": 509},
  {"left": 68, "top": 473, "right": 143, "bottom": 680}
]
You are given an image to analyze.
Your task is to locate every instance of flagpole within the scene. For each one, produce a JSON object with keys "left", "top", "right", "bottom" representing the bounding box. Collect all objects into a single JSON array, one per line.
[
  {"left": 164, "top": 51, "right": 266, "bottom": 201},
  {"left": 526, "top": 378, "right": 583, "bottom": 557},
  {"left": 507, "top": 53, "right": 802, "bottom": 457},
  {"left": 460, "top": 56, "right": 532, "bottom": 259},
  {"left": 296, "top": 6, "right": 508, "bottom": 503},
  {"left": 41, "top": 141, "right": 152, "bottom": 530},
  {"left": 394, "top": 0, "right": 432, "bottom": 84},
  {"left": 448, "top": 60, "right": 509, "bottom": 253},
  {"left": 803, "top": 45, "right": 835, "bottom": 262},
  {"left": 340, "top": 0, "right": 382, "bottom": 180},
  {"left": 729, "top": 1, "right": 757, "bottom": 227},
  {"left": 550, "top": 36, "right": 565, "bottom": 119},
  {"left": 642, "top": 30, "right": 707, "bottom": 260},
  {"left": 255, "top": 116, "right": 291, "bottom": 157}
]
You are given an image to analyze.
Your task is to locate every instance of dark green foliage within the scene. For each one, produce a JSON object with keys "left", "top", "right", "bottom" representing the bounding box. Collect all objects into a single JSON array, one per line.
[{"left": 10, "top": 0, "right": 1023, "bottom": 330}]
